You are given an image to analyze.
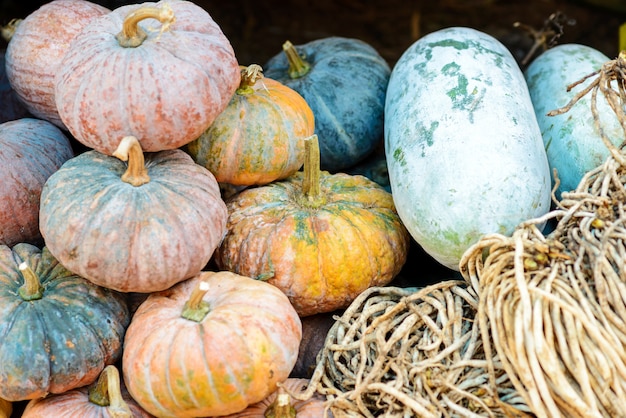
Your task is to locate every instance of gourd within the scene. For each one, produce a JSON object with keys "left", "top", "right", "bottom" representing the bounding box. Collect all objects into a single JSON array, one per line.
[
  {"left": 0, "top": 243, "right": 129, "bottom": 401},
  {"left": 122, "top": 271, "right": 302, "bottom": 417},
  {"left": 55, "top": 0, "right": 241, "bottom": 155},
  {"left": 185, "top": 64, "right": 314, "bottom": 186},
  {"left": 39, "top": 136, "right": 228, "bottom": 293},
  {"left": 384, "top": 26, "right": 552, "bottom": 270},
  {"left": 524, "top": 43, "right": 623, "bottom": 199},
  {"left": 263, "top": 37, "right": 390, "bottom": 172},
  {"left": 21, "top": 365, "right": 153, "bottom": 418},
  {"left": 215, "top": 135, "right": 410, "bottom": 317},
  {"left": 0, "top": 118, "right": 73, "bottom": 247},
  {"left": 4, "top": 0, "right": 110, "bottom": 128},
  {"left": 0, "top": 398, "right": 11, "bottom": 418}
]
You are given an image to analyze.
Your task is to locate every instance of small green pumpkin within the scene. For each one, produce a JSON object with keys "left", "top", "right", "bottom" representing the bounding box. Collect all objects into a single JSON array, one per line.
[{"left": 0, "top": 243, "right": 129, "bottom": 401}]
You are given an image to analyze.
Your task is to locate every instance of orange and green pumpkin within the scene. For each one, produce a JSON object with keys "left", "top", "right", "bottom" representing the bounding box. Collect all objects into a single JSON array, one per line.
[
  {"left": 185, "top": 64, "right": 314, "bottom": 186},
  {"left": 0, "top": 243, "right": 129, "bottom": 401},
  {"left": 215, "top": 135, "right": 410, "bottom": 316},
  {"left": 122, "top": 271, "right": 302, "bottom": 417}
]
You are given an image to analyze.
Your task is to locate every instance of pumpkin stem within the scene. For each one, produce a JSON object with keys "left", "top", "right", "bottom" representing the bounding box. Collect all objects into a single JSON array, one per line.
[
  {"left": 237, "top": 64, "right": 265, "bottom": 95},
  {"left": 1, "top": 18, "right": 21, "bottom": 43},
  {"left": 113, "top": 136, "right": 151, "bottom": 187},
  {"left": 116, "top": 3, "right": 175, "bottom": 48},
  {"left": 181, "top": 279, "right": 211, "bottom": 322},
  {"left": 282, "top": 40, "right": 311, "bottom": 79},
  {"left": 264, "top": 387, "right": 297, "bottom": 418},
  {"left": 18, "top": 262, "right": 43, "bottom": 301},
  {"left": 298, "top": 135, "right": 326, "bottom": 208},
  {"left": 88, "top": 365, "right": 133, "bottom": 417}
]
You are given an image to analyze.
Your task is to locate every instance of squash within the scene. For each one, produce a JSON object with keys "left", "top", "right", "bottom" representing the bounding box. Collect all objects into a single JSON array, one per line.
[
  {"left": 55, "top": 0, "right": 240, "bottom": 155},
  {"left": 524, "top": 43, "right": 622, "bottom": 200},
  {"left": 0, "top": 118, "right": 73, "bottom": 247},
  {"left": 0, "top": 243, "right": 129, "bottom": 401},
  {"left": 22, "top": 365, "right": 152, "bottom": 418},
  {"left": 220, "top": 378, "right": 330, "bottom": 418},
  {"left": 39, "top": 136, "right": 227, "bottom": 293},
  {"left": 0, "top": 398, "right": 11, "bottom": 418},
  {"left": 185, "top": 64, "right": 314, "bottom": 186},
  {"left": 4, "top": 0, "right": 110, "bottom": 128},
  {"left": 122, "top": 271, "right": 302, "bottom": 417},
  {"left": 215, "top": 135, "right": 410, "bottom": 317},
  {"left": 263, "top": 37, "right": 390, "bottom": 172},
  {"left": 384, "top": 26, "right": 552, "bottom": 270}
]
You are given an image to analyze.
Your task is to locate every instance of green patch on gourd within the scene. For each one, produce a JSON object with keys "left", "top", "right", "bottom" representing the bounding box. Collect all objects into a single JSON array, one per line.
[
  {"left": 441, "top": 63, "right": 485, "bottom": 123},
  {"left": 393, "top": 147, "right": 407, "bottom": 167}
]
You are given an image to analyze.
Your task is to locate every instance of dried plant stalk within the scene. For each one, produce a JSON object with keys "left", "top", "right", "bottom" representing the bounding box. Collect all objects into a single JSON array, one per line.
[{"left": 296, "top": 283, "right": 530, "bottom": 417}]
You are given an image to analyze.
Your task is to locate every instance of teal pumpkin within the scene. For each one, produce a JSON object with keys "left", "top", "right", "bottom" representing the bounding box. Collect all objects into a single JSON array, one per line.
[
  {"left": 0, "top": 243, "right": 129, "bottom": 401},
  {"left": 263, "top": 37, "right": 390, "bottom": 172}
]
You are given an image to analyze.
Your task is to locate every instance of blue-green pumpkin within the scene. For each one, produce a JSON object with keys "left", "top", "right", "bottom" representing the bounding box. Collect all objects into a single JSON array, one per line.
[
  {"left": 263, "top": 37, "right": 390, "bottom": 172},
  {"left": 0, "top": 243, "right": 129, "bottom": 401}
]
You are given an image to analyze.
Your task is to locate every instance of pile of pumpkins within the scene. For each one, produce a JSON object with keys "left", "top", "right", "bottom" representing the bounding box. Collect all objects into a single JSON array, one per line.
[{"left": 0, "top": 0, "right": 410, "bottom": 416}]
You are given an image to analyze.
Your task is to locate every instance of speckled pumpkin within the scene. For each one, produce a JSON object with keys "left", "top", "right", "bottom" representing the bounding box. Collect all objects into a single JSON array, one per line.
[
  {"left": 263, "top": 37, "right": 390, "bottom": 172},
  {"left": 4, "top": 0, "right": 110, "bottom": 128},
  {"left": 39, "top": 136, "right": 227, "bottom": 293},
  {"left": 122, "top": 271, "right": 302, "bottom": 417},
  {"left": 215, "top": 135, "right": 410, "bottom": 317},
  {"left": 0, "top": 118, "right": 73, "bottom": 247},
  {"left": 0, "top": 243, "right": 129, "bottom": 402},
  {"left": 22, "top": 365, "right": 153, "bottom": 418},
  {"left": 185, "top": 64, "right": 314, "bottom": 186},
  {"left": 55, "top": 0, "right": 240, "bottom": 154},
  {"left": 220, "top": 378, "right": 331, "bottom": 418}
]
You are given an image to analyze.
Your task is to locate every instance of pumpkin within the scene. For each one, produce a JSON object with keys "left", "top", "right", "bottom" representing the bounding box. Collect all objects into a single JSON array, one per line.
[
  {"left": 39, "top": 136, "right": 228, "bottom": 293},
  {"left": 55, "top": 0, "right": 241, "bottom": 155},
  {"left": 22, "top": 365, "right": 153, "bottom": 418},
  {"left": 0, "top": 47, "right": 29, "bottom": 123},
  {"left": 219, "top": 378, "right": 330, "bottom": 418},
  {"left": 0, "top": 118, "right": 73, "bottom": 247},
  {"left": 4, "top": 0, "right": 110, "bottom": 128},
  {"left": 0, "top": 243, "right": 129, "bottom": 401},
  {"left": 263, "top": 37, "right": 390, "bottom": 172},
  {"left": 122, "top": 271, "right": 302, "bottom": 417},
  {"left": 0, "top": 398, "right": 11, "bottom": 418},
  {"left": 215, "top": 135, "right": 410, "bottom": 317},
  {"left": 185, "top": 64, "right": 314, "bottom": 186}
]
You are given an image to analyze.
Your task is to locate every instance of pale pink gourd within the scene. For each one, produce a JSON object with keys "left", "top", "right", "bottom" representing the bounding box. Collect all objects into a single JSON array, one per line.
[{"left": 55, "top": 0, "right": 241, "bottom": 155}]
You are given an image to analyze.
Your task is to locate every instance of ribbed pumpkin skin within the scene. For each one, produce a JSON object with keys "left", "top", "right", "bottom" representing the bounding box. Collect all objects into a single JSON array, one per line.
[
  {"left": 264, "top": 37, "right": 390, "bottom": 172},
  {"left": 39, "top": 149, "right": 227, "bottom": 293},
  {"left": 0, "top": 243, "right": 129, "bottom": 402},
  {"left": 55, "top": 0, "right": 241, "bottom": 155},
  {"left": 122, "top": 271, "right": 302, "bottom": 418},
  {"left": 215, "top": 172, "right": 410, "bottom": 317},
  {"left": 221, "top": 378, "right": 330, "bottom": 418},
  {"left": 0, "top": 118, "right": 73, "bottom": 247},
  {"left": 5, "top": 0, "right": 109, "bottom": 128},
  {"left": 185, "top": 74, "right": 314, "bottom": 186}
]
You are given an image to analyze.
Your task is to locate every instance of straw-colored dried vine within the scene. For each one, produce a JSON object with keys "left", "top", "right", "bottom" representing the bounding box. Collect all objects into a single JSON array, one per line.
[
  {"left": 293, "top": 283, "right": 531, "bottom": 417},
  {"left": 459, "top": 50, "right": 626, "bottom": 418}
]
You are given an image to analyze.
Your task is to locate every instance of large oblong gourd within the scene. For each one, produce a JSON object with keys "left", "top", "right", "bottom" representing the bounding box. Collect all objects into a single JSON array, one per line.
[
  {"left": 524, "top": 44, "right": 622, "bottom": 199},
  {"left": 384, "top": 27, "right": 551, "bottom": 270}
]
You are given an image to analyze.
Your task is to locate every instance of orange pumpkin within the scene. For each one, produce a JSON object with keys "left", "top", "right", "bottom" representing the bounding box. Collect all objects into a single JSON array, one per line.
[
  {"left": 55, "top": 0, "right": 240, "bottom": 155},
  {"left": 215, "top": 135, "right": 410, "bottom": 316},
  {"left": 122, "top": 271, "right": 302, "bottom": 417},
  {"left": 220, "top": 378, "right": 331, "bottom": 418},
  {"left": 185, "top": 64, "right": 314, "bottom": 186},
  {"left": 0, "top": 398, "right": 11, "bottom": 418},
  {"left": 22, "top": 365, "right": 153, "bottom": 418}
]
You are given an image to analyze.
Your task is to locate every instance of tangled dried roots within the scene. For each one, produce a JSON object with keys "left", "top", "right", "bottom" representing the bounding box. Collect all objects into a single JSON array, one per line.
[{"left": 297, "top": 283, "right": 531, "bottom": 418}]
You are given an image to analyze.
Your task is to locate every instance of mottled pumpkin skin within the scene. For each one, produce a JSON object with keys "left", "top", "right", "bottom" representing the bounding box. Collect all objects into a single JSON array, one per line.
[
  {"left": 55, "top": 0, "right": 241, "bottom": 155},
  {"left": 221, "top": 378, "right": 330, "bottom": 418},
  {"left": 215, "top": 172, "right": 410, "bottom": 317},
  {"left": 185, "top": 76, "right": 314, "bottom": 186},
  {"left": 5, "top": 0, "right": 110, "bottom": 128},
  {"left": 0, "top": 243, "right": 129, "bottom": 401},
  {"left": 122, "top": 271, "right": 302, "bottom": 418},
  {"left": 39, "top": 149, "right": 228, "bottom": 293},
  {"left": 0, "top": 118, "right": 73, "bottom": 247},
  {"left": 264, "top": 37, "right": 390, "bottom": 172}
]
